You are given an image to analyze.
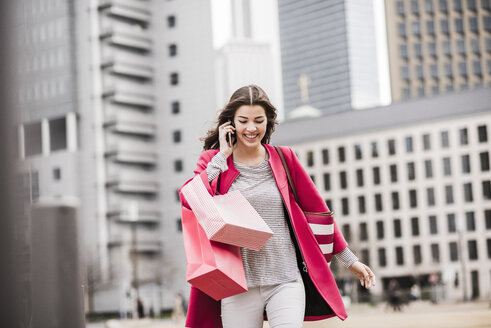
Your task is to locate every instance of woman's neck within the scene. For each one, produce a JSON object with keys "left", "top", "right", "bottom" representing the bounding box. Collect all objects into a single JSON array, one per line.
[{"left": 233, "top": 144, "right": 266, "bottom": 165}]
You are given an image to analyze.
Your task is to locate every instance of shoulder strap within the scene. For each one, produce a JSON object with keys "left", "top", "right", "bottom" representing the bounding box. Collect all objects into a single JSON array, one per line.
[{"left": 274, "top": 146, "right": 298, "bottom": 202}]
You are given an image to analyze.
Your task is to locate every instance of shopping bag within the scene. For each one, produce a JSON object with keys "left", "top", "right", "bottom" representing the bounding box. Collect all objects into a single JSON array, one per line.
[
  {"left": 181, "top": 174, "right": 273, "bottom": 251},
  {"left": 181, "top": 207, "right": 248, "bottom": 301}
]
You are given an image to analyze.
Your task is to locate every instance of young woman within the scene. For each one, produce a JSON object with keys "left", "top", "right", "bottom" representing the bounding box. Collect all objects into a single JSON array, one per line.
[{"left": 180, "top": 85, "right": 375, "bottom": 328}]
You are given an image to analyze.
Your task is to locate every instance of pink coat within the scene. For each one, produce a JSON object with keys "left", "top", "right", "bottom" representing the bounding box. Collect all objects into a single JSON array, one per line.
[{"left": 179, "top": 144, "right": 349, "bottom": 328}]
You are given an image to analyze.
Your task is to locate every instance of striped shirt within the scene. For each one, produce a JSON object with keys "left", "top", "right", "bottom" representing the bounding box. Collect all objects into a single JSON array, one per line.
[{"left": 206, "top": 151, "right": 358, "bottom": 287}]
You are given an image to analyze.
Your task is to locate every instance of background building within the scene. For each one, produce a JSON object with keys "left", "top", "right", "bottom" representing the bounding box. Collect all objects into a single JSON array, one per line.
[
  {"left": 273, "top": 87, "right": 491, "bottom": 302},
  {"left": 385, "top": 0, "right": 491, "bottom": 102},
  {"left": 278, "top": 0, "right": 389, "bottom": 117}
]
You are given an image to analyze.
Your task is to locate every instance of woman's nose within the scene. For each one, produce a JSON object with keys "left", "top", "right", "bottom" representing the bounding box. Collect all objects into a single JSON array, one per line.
[{"left": 246, "top": 124, "right": 257, "bottom": 131}]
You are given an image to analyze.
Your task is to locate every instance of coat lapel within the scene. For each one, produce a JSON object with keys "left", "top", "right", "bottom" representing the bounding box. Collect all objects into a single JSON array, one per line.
[
  {"left": 218, "top": 155, "right": 240, "bottom": 195},
  {"left": 264, "top": 144, "right": 292, "bottom": 211}
]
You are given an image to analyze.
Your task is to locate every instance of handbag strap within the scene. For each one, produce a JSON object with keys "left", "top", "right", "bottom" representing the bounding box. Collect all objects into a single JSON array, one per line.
[{"left": 274, "top": 146, "right": 298, "bottom": 203}]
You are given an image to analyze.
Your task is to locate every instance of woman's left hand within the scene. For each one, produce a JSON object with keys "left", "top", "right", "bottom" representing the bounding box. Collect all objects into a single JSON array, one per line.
[{"left": 348, "top": 261, "right": 376, "bottom": 289}]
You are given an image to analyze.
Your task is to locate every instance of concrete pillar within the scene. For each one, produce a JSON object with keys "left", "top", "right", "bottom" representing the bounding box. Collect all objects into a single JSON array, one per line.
[
  {"left": 18, "top": 124, "right": 25, "bottom": 159},
  {"left": 67, "top": 112, "right": 78, "bottom": 151},
  {"left": 41, "top": 118, "right": 50, "bottom": 155}
]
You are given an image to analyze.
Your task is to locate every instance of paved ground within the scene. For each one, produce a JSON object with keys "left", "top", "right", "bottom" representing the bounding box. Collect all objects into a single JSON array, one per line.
[{"left": 87, "top": 301, "right": 491, "bottom": 328}]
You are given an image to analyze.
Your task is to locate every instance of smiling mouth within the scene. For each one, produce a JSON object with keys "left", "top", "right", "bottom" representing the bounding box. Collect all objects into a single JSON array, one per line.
[{"left": 244, "top": 134, "right": 259, "bottom": 140}]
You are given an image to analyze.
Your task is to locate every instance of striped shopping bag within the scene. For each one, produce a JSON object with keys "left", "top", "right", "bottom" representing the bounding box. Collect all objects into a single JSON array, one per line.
[
  {"left": 275, "top": 147, "right": 335, "bottom": 263},
  {"left": 181, "top": 174, "right": 274, "bottom": 251}
]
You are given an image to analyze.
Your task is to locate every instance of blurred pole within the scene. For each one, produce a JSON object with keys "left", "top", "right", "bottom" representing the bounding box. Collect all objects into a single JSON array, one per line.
[
  {"left": 0, "top": 1, "right": 20, "bottom": 327},
  {"left": 30, "top": 203, "right": 85, "bottom": 328},
  {"left": 457, "top": 230, "right": 468, "bottom": 302}
]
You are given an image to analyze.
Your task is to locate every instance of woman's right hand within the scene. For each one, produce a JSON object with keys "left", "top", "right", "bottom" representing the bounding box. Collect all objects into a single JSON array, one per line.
[{"left": 218, "top": 121, "right": 236, "bottom": 157}]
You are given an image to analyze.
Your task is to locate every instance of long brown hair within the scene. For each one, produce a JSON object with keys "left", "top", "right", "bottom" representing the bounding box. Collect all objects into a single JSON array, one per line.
[{"left": 202, "top": 85, "right": 279, "bottom": 150}]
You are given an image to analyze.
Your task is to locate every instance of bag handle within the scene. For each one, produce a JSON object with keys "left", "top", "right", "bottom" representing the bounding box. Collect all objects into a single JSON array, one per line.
[{"left": 274, "top": 146, "right": 298, "bottom": 203}]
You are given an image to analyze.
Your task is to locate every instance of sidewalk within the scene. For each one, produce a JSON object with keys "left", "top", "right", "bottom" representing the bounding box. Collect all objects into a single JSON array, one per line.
[{"left": 86, "top": 301, "right": 491, "bottom": 328}]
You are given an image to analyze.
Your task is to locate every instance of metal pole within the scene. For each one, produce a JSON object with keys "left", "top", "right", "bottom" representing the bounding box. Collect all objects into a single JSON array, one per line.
[{"left": 457, "top": 229, "right": 468, "bottom": 302}]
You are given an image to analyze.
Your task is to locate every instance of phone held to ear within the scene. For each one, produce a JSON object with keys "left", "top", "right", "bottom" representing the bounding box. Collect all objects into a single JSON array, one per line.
[{"left": 226, "top": 121, "right": 235, "bottom": 147}]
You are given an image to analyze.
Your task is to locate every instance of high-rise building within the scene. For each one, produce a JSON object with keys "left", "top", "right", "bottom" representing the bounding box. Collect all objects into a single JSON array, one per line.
[
  {"left": 272, "top": 87, "right": 491, "bottom": 302},
  {"left": 13, "top": 0, "right": 218, "bottom": 315},
  {"left": 278, "top": 0, "right": 388, "bottom": 117},
  {"left": 385, "top": 0, "right": 491, "bottom": 102}
]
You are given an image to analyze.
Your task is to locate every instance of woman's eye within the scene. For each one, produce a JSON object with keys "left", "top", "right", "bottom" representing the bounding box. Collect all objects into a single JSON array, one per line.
[
  {"left": 256, "top": 121, "right": 265, "bottom": 124},
  {"left": 239, "top": 121, "right": 247, "bottom": 124}
]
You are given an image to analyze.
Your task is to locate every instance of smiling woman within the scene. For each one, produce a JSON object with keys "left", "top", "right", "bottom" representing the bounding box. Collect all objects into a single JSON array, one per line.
[{"left": 179, "top": 85, "right": 375, "bottom": 328}]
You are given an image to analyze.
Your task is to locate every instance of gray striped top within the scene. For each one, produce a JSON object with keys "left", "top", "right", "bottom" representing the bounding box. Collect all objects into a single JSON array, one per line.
[{"left": 206, "top": 151, "right": 358, "bottom": 287}]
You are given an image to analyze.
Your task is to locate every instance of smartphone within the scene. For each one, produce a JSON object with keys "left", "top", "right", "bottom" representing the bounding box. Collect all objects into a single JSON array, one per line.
[{"left": 226, "top": 121, "right": 235, "bottom": 147}]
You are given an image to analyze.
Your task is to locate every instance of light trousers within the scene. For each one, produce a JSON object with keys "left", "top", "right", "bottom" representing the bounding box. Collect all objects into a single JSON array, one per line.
[{"left": 221, "top": 276, "right": 305, "bottom": 328}]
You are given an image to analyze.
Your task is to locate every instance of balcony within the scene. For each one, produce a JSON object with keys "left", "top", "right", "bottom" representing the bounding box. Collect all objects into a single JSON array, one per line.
[
  {"left": 105, "top": 141, "right": 158, "bottom": 165},
  {"left": 100, "top": 25, "right": 151, "bottom": 52},
  {"left": 105, "top": 119, "right": 156, "bottom": 137},
  {"left": 103, "top": 83, "right": 154, "bottom": 108},
  {"left": 99, "top": 0, "right": 151, "bottom": 25},
  {"left": 108, "top": 237, "right": 162, "bottom": 253},
  {"left": 106, "top": 172, "right": 159, "bottom": 194},
  {"left": 107, "top": 202, "right": 160, "bottom": 223}
]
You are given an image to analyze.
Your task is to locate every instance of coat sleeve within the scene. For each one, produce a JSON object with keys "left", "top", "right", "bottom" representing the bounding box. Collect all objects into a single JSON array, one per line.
[
  {"left": 178, "top": 150, "right": 220, "bottom": 209},
  {"left": 287, "top": 147, "right": 348, "bottom": 255}
]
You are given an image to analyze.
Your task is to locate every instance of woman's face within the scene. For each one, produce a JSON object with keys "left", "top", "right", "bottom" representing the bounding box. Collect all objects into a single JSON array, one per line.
[{"left": 233, "top": 104, "right": 267, "bottom": 149}]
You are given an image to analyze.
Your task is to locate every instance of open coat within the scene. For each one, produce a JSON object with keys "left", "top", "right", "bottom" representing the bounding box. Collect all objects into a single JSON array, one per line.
[{"left": 179, "top": 143, "right": 349, "bottom": 328}]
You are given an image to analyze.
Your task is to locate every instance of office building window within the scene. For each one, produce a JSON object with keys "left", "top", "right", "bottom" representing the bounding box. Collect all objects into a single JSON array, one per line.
[
  {"left": 466, "top": 211, "right": 476, "bottom": 231},
  {"left": 426, "top": 20, "right": 435, "bottom": 35},
  {"left": 403, "top": 87, "right": 411, "bottom": 99},
  {"left": 411, "top": 0, "right": 420, "bottom": 14},
  {"left": 49, "top": 117, "right": 67, "bottom": 152},
  {"left": 378, "top": 248, "right": 387, "bottom": 267},
  {"left": 323, "top": 173, "right": 330, "bottom": 191},
  {"left": 428, "top": 42, "right": 437, "bottom": 57},
  {"left": 322, "top": 149, "right": 329, "bottom": 164},
  {"left": 24, "top": 122, "right": 43, "bottom": 157},
  {"left": 342, "top": 197, "right": 349, "bottom": 215},
  {"left": 455, "top": 18, "right": 464, "bottom": 34},
  {"left": 461, "top": 155, "right": 471, "bottom": 173},
  {"left": 407, "top": 162, "right": 416, "bottom": 180},
  {"left": 360, "top": 222, "right": 368, "bottom": 241},
  {"left": 417, "top": 86, "right": 425, "bottom": 97},
  {"left": 171, "top": 101, "right": 180, "bottom": 114},
  {"left": 392, "top": 191, "right": 400, "bottom": 210},
  {"left": 443, "top": 157, "right": 452, "bottom": 176},
  {"left": 483, "top": 0, "right": 491, "bottom": 10},
  {"left": 441, "top": 131, "right": 449, "bottom": 148},
  {"left": 414, "top": 43, "right": 423, "bottom": 58},
  {"left": 471, "top": 39, "right": 480, "bottom": 55},
  {"left": 413, "top": 245, "right": 422, "bottom": 264},
  {"left": 373, "top": 167, "right": 381, "bottom": 185},
  {"left": 396, "top": 247, "right": 404, "bottom": 266},
  {"left": 484, "top": 16, "right": 491, "bottom": 32},
  {"left": 423, "top": 134, "right": 431, "bottom": 150},
  {"left": 416, "top": 64, "right": 424, "bottom": 80},
  {"left": 361, "top": 249, "right": 370, "bottom": 266},
  {"left": 458, "top": 61, "right": 467, "bottom": 77},
  {"left": 468, "top": 0, "right": 477, "bottom": 10},
  {"left": 468, "top": 240, "right": 478, "bottom": 260},
  {"left": 358, "top": 196, "right": 366, "bottom": 214},
  {"left": 397, "top": 1, "right": 405, "bottom": 16},
  {"left": 401, "top": 66, "right": 410, "bottom": 80},
  {"left": 480, "top": 152, "right": 490, "bottom": 171},
  {"left": 440, "top": 19, "right": 450, "bottom": 35},
  {"left": 426, "top": 0, "right": 435, "bottom": 13},
  {"left": 430, "top": 64, "right": 438, "bottom": 79},
  {"left": 469, "top": 17, "right": 478, "bottom": 34},
  {"left": 173, "top": 130, "right": 181, "bottom": 143},
  {"left": 167, "top": 15, "right": 176, "bottom": 28},
  {"left": 488, "top": 59, "right": 491, "bottom": 74},
  {"left": 429, "top": 215, "right": 438, "bottom": 234},
  {"left": 439, "top": 0, "right": 448, "bottom": 13},
  {"left": 478, "top": 125, "right": 488, "bottom": 142},
  {"left": 176, "top": 218, "right": 182, "bottom": 232},
  {"left": 371, "top": 142, "right": 378, "bottom": 158},
  {"left": 427, "top": 187, "right": 436, "bottom": 206},
  {"left": 425, "top": 160, "right": 433, "bottom": 178},
  {"left": 409, "top": 189, "right": 418, "bottom": 208},
  {"left": 473, "top": 60, "right": 482, "bottom": 77},
  {"left": 390, "top": 164, "right": 398, "bottom": 182},
  {"left": 405, "top": 136, "right": 413, "bottom": 152},
  {"left": 444, "top": 62, "right": 453, "bottom": 78},
  {"left": 445, "top": 185, "right": 454, "bottom": 204},
  {"left": 442, "top": 40, "right": 451, "bottom": 57},
  {"left": 325, "top": 199, "right": 332, "bottom": 209},
  {"left": 456, "top": 39, "right": 466, "bottom": 56},
  {"left": 168, "top": 44, "right": 177, "bottom": 57},
  {"left": 449, "top": 242, "right": 459, "bottom": 261},
  {"left": 174, "top": 159, "right": 183, "bottom": 172},
  {"left": 447, "top": 213, "right": 456, "bottom": 232},
  {"left": 340, "top": 171, "right": 347, "bottom": 189},
  {"left": 53, "top": 168, "right": 61, "bottom": 180},
  {"left": 175, "top": 189, "right": 180, "bottom": 202},
  {"left": 487, "top": 239, "right": 491, "bottom": 259},
  {"left": 431, "top": 243, "right": 440, "bottom": 263},
  {"left": 310, "top": 175, "right": 316, "bottom": 185},
  {"left": 486, "top": 210, "right": 491, "bottom": 229},
  {"left": 307, "top": 151, "right": 314, "bottom": 167},
  {"left": 398, "top": 22, "right": 407, "bottom": 38},
  {"left": 375, "top": 194, "right": 383, "bottom": 212},
  {"left": 356, "top": 169, "right": 364, "bottom": 187},
  {"left": 342, "top": 224, "right": 351, "bottom": 242},
  {"left": 354, "top": 144, "right": 362, "bottom": 160},
  {"left": 338, "top": 146, "right": 345, "bottom": 163},
  {"left": 170, "top": 72, "right": 179, "bottom": 85},
  {"left": 388, "top": 139, "right": 396, "bottom": 155},
  {"left": 394, "top": 219, "right": 402, "bottom": 238},
  {"left": 411, "top": 217, "right": 420, "bottom": 236},
  {"left": 399, "top": 44, "right": 408, "bottom": 59},
  {"left": 483, "top": 180, "right": 491, "bottom": 199},
  {"left": 432, "top": 85, "right": 440, "bottom": 95},
  {"left": 460, "top": 128, "right": 468, "bottom": 145}
]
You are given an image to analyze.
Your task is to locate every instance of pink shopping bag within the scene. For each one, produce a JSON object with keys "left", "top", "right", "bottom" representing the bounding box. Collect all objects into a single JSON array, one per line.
[
  {"left": 181, "top": 174, "right": 273, "bottom": 251},
  {"left": 182, "top": 207, "right": 248, "bottom": 301}
]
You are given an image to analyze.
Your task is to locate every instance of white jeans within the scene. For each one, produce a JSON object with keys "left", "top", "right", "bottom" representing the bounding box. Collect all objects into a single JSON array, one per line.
[{"left": 221, "top": 277, "right": 305, "bottom": 328}]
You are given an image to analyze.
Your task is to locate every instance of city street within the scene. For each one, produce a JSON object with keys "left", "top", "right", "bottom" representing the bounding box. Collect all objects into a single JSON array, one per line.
[{"left": 87, "top": 301, "right": 491, "bottom": 328}]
